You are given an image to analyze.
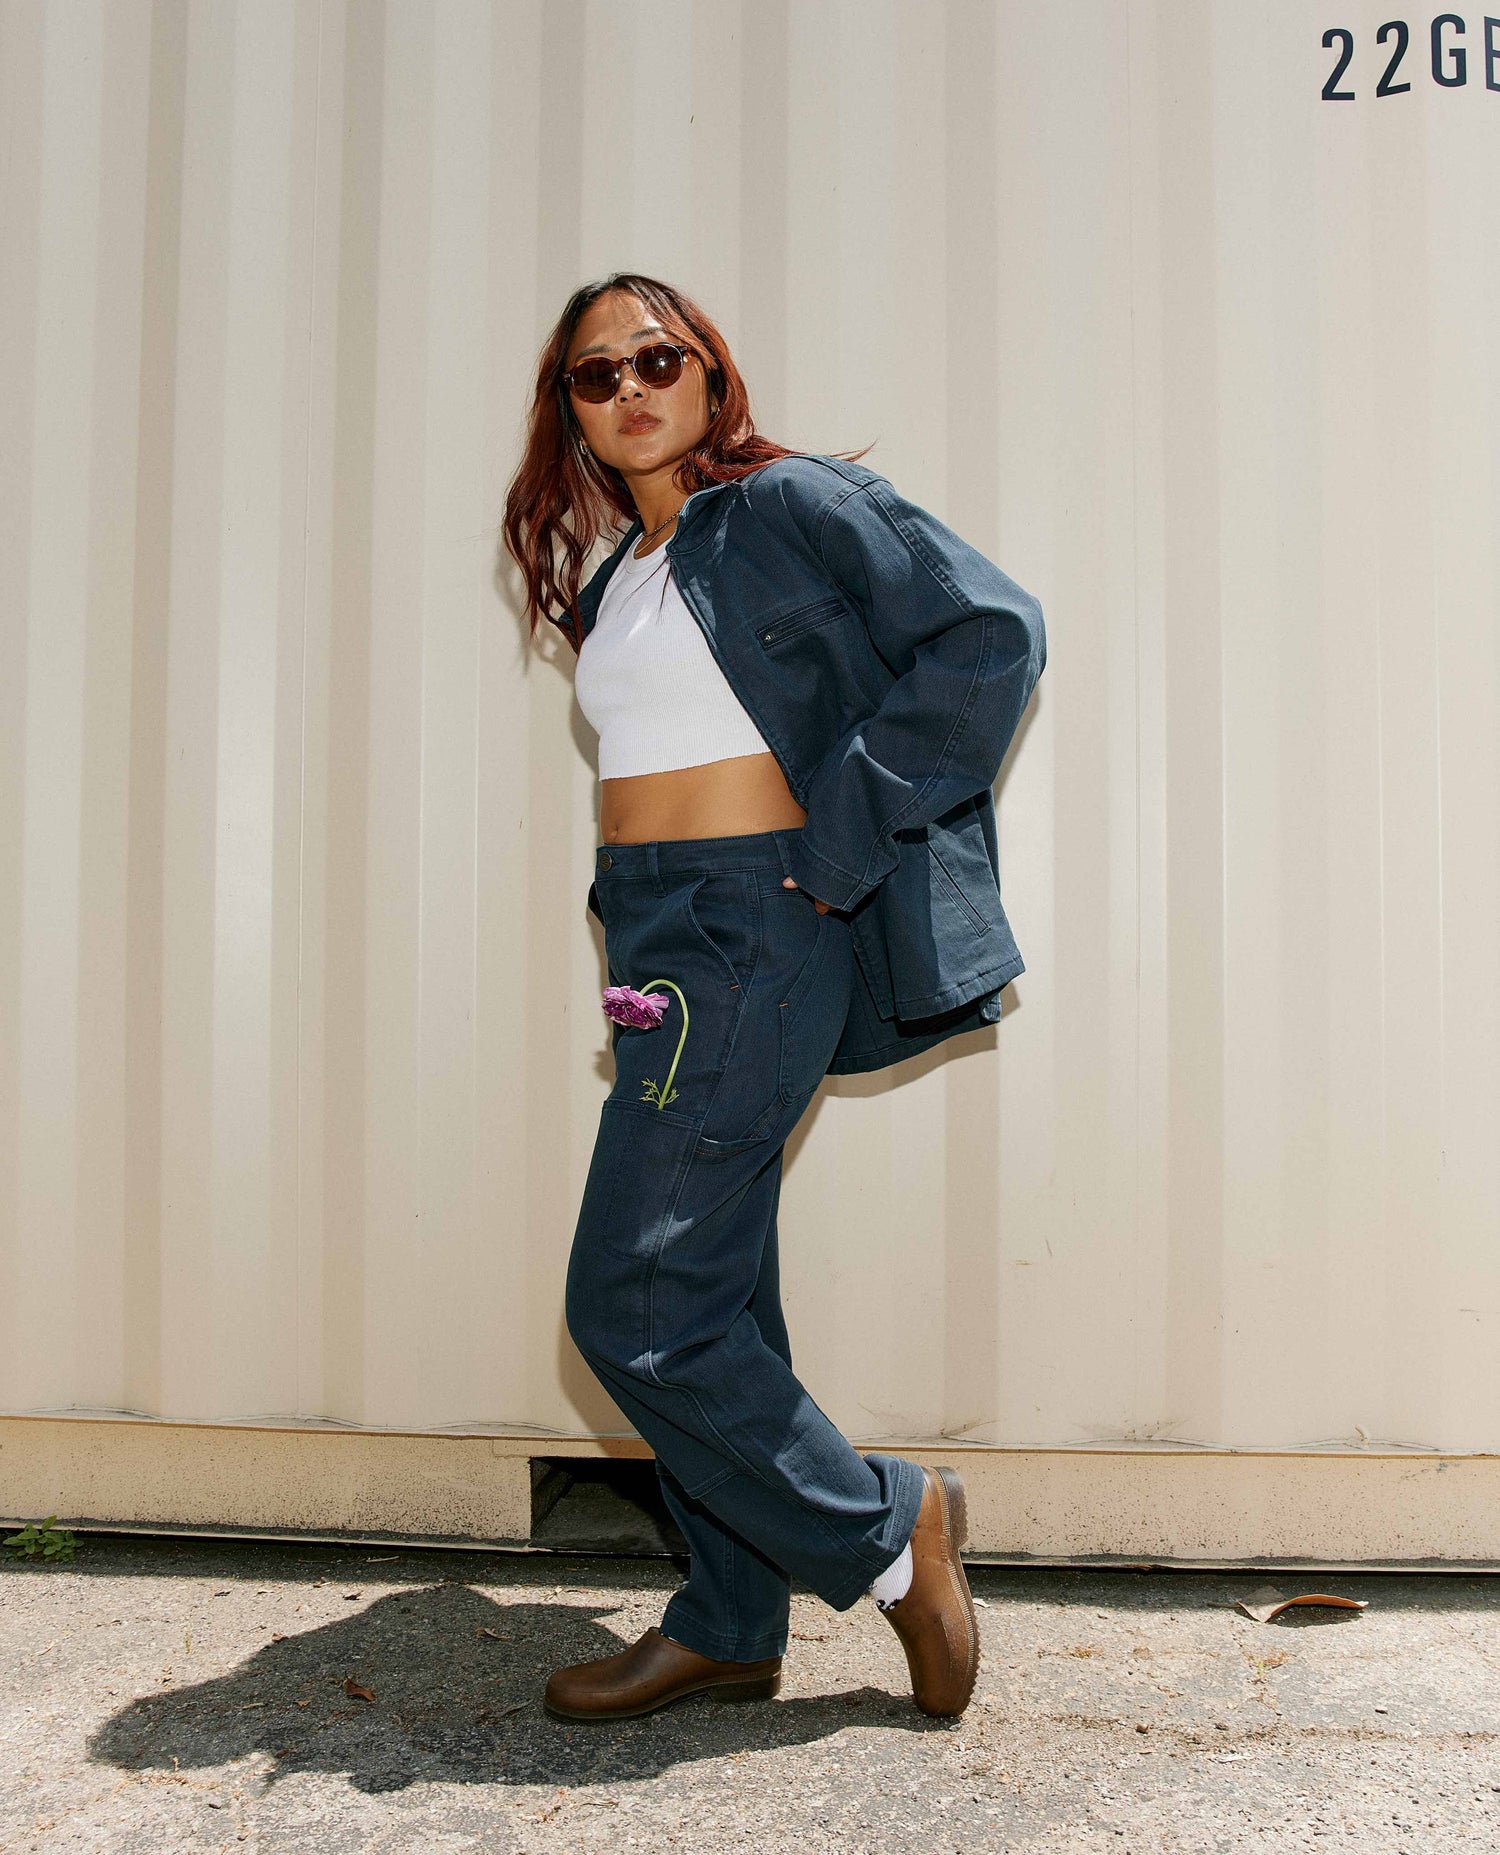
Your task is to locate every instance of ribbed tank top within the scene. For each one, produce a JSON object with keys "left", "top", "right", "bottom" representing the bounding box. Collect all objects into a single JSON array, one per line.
[{"left": 574, "top": 539, "right": 773, "bottom": 778}]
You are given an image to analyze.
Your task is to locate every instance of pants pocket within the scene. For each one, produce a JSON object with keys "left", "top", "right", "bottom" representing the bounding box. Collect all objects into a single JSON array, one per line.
[
  {"left": 779, "top": 909, "right": 853, "bottom": 1104},
  {"left": 597, "top": 871, "right": 773, "bottom": 1139},
  {"left": 684, "top": 870, "right": 761, "bottom": 988},
  {"left": 574, "top": 1098, "right": 699, "bottom": 1263},
  {"left": 692, "top": 1094, "right": 792, "bottom": 1161}
]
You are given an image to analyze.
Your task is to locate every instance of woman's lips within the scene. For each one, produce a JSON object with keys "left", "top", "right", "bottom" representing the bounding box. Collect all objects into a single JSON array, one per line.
[{"left": 619, "top": 414, "right": 660, "bottom": 435}]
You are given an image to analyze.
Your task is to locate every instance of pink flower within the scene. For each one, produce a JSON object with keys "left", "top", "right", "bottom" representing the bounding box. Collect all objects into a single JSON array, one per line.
[
  {"left": 602, "top": 984, "right": 669, "bottom": 1030},
  {"left": 602, "top": 975, "right": 690, "bottom": 1110}
]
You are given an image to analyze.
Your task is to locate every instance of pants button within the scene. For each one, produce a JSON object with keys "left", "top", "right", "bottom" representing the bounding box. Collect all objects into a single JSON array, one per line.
[{"left": 597, "top": 850, "right": 612, "bottom": 870}]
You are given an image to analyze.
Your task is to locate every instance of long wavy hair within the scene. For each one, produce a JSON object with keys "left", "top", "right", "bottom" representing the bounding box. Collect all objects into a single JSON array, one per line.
[{"left": 502, "top": 272, "right": 872, "bottom": 653}]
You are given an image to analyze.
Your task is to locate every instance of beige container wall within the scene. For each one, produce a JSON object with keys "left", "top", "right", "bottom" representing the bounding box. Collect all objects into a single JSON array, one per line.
[{"left": 2, "top": 0, "right": 1498, "bottom": 1477}]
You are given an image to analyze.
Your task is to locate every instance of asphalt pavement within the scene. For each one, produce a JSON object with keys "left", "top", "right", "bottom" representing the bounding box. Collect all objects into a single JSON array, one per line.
[{"left": 3, "top": 1533, "right": 1497, "bottom": 1852}]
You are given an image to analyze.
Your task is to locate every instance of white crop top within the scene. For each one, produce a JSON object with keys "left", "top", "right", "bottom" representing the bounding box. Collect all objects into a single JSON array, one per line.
[{"left": 574, "top": 538, "right": 774, "bottom": 778}]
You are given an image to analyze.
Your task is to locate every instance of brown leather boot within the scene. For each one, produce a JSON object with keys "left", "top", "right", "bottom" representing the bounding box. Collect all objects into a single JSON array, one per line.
[
  {"left": 543, "top": 1626, "right": 783, "bottom": 1722},
  {"left": 877, "top": 1465, "right": 980, "bottom": 1717}
]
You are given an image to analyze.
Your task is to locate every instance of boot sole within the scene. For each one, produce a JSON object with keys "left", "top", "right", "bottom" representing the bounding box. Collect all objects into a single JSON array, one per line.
[
  {"left": 936, "top": 1464, "right": 970, "bottom": 1550},
  {"left": 542, "top": 1669, "right": 782, "bottom": 1723},
  {"left": 924, "top": 1466, "right": 980, "bottom": 1718}
]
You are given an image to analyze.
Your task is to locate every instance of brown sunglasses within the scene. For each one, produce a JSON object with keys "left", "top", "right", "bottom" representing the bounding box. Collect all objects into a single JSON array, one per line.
[{"left": 562, "top": 341, "right": 694, "bottom": 404}]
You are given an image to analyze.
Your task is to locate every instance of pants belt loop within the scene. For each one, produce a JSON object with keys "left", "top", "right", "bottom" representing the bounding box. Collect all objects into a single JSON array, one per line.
[
  {"left": 647, "top": 840, "right": 664, "bottom": 895},
  {"left": 772, "top": 830, "right": 794, "bottom": 879}
]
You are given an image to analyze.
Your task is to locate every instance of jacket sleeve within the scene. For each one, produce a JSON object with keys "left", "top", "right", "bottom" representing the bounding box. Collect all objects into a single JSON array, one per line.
[{"left": 782, "top": 473, "right": 1046, "bottom": 912}]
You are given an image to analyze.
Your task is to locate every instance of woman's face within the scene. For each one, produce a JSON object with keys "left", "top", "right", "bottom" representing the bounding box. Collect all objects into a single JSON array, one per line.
[{"left": 563, "top": 291, "right": 715, "bottom": 491}]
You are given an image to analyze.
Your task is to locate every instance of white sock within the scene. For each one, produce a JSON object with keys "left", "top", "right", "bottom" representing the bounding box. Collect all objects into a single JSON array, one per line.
[{"left": 868, "top": 1540, "right": 913, "bottom": 1610}]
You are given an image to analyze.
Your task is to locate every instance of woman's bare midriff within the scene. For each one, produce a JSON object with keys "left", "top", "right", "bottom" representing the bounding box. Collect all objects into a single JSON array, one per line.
[{"left": 600, "top": 751, "right": 807, "bottom": 844}]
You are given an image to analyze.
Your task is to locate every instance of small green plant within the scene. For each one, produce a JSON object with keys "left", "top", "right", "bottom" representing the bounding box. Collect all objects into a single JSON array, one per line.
[{"left": 2, "top": 1515, "right": 77, "bottom": 1563}]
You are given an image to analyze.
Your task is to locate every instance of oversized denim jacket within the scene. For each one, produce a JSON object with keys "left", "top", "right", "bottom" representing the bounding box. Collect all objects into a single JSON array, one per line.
[{"left": 551, "top": 452, "right": 1046, "bottom": 1077}]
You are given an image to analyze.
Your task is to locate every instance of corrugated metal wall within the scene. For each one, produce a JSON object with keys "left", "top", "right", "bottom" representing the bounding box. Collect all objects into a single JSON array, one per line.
[{"left": 2, "top": 0, "right": 1496, "bottom": 1461}]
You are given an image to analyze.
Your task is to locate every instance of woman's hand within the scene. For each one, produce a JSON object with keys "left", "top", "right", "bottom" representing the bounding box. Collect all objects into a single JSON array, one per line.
[{"left": 782, "top": 876, "right": 832, "bottom": 915}]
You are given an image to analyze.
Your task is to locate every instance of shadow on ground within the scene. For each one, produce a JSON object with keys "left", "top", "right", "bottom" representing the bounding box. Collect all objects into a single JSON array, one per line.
[{"left": 86, "top": 1580, "right": 942, "bottom": 1793}]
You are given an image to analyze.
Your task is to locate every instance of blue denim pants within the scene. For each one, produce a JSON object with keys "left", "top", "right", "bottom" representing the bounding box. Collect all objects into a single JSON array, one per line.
[{"left": 567, "top": 827, "right": 926, "bottom": 1663}]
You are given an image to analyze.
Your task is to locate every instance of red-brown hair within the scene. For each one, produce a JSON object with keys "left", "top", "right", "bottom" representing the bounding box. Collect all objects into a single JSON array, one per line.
[{"left": 501, "top": 272, "right": 872, "bottom": 653}]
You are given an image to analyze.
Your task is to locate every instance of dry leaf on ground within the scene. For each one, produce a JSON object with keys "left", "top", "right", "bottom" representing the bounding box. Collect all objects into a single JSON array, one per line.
[{"left": 1234, "top": 1585, "right": 1369, "bottom": 1623}]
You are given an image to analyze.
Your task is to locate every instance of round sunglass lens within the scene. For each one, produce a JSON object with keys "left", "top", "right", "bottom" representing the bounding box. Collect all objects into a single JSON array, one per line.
[
  {"left": 569, "top": 358, "right": 616, "bottom": 402},
  {"left": 633, "top": 344, "right": 683, "bottom": 387}
]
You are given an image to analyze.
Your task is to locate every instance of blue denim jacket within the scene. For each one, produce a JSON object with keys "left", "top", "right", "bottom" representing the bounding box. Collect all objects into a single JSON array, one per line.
[{"left": 554, "top": 452, "right": 1046, "bottom": 1076}]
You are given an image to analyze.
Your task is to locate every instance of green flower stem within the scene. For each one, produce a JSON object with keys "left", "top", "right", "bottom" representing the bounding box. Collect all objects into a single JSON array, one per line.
[{"left": 640, "top": 978, "right": 689, "bottom": 1109}]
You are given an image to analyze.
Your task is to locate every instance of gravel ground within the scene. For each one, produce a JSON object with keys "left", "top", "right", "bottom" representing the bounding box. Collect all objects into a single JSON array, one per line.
[{"left": 2, "top": 1534, "right": 1497, "bottom": 1853}]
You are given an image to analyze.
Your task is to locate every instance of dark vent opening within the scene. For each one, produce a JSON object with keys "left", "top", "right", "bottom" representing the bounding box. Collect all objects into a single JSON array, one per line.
[{"left": 529, "top": 1457, "right": 687, "bottom": 1557}]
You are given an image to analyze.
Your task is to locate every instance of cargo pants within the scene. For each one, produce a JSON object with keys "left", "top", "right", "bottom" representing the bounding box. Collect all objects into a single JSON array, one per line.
[{"left": 567, "top": 827, "right": 925, "bottom": 1662}]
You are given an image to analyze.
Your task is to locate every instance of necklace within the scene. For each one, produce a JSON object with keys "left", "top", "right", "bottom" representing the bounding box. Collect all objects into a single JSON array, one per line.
[{"left": 635, "top": 506, "right": 681, "bottom": 551}]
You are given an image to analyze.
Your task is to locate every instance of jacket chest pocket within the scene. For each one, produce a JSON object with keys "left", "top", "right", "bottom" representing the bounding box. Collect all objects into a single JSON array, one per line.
[
  {"left": 750, "top": 593, "right": 889, "bottom": 733},
  {"left": 754, "top": 594, "right": 847, "bottom": 650}
]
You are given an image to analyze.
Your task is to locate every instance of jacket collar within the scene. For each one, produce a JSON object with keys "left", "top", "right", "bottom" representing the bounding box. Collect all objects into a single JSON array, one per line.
[{"left": 571, "top": 475, "right": 736, "bottom": 643}]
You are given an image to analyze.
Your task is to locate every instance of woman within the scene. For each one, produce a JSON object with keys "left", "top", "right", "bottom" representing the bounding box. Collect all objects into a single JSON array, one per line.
[{"left": 502, "top": 272, "right": 1045, "bottom": 1723}]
